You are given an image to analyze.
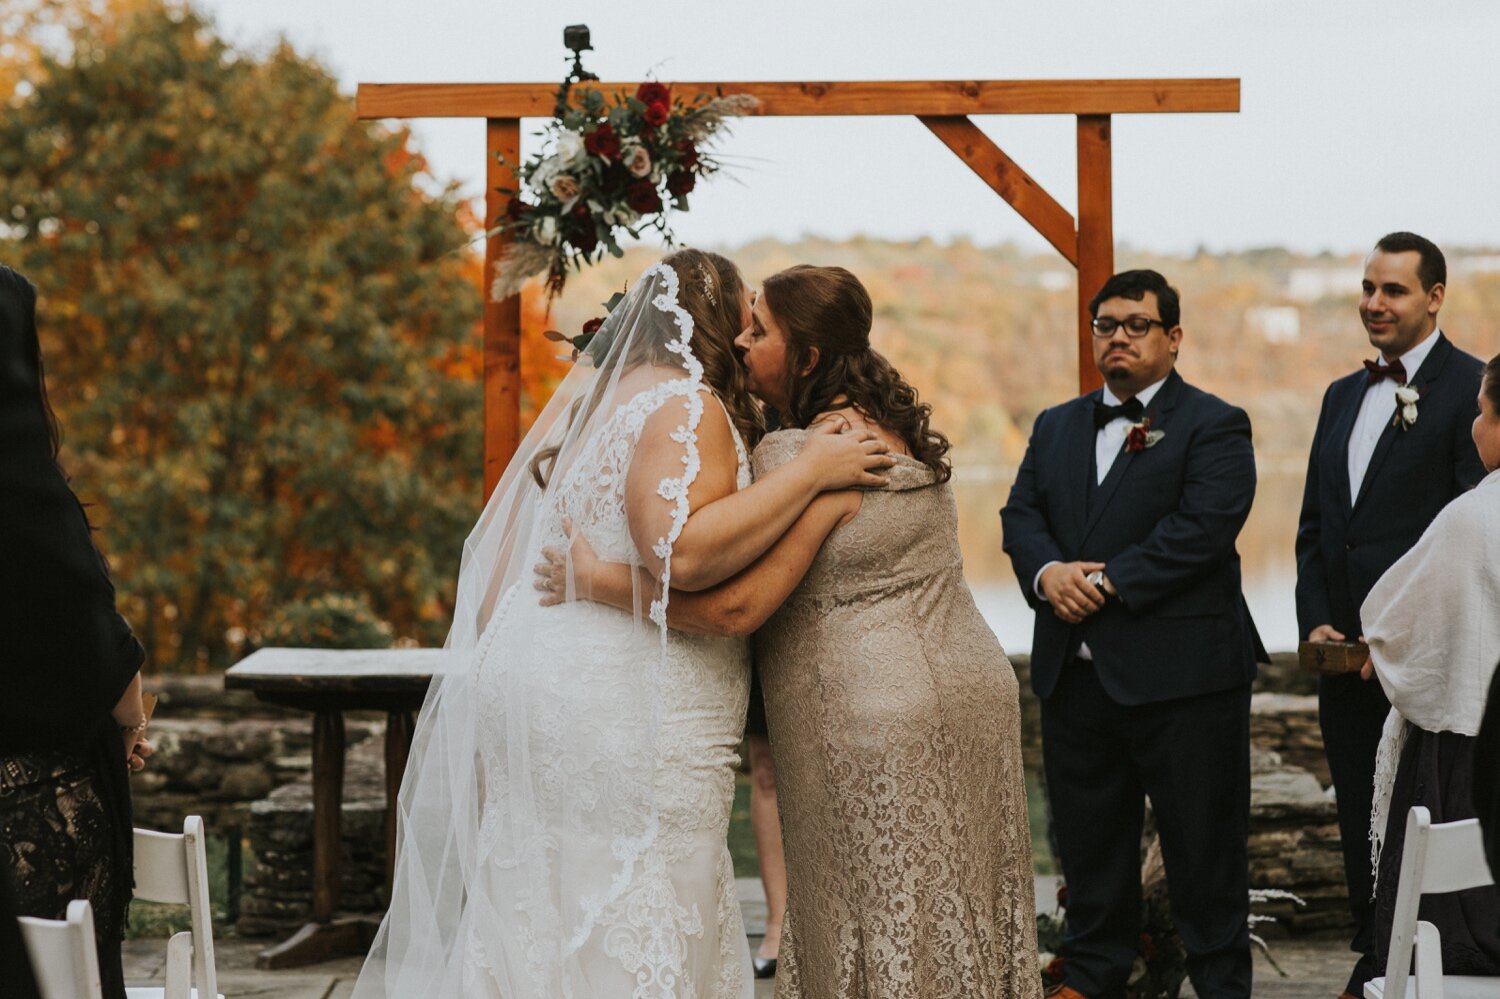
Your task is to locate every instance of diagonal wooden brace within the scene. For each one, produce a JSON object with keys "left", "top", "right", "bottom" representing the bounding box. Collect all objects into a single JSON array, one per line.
[{"left": 919, "top": 115, "right": 1078, "bottom": 266}]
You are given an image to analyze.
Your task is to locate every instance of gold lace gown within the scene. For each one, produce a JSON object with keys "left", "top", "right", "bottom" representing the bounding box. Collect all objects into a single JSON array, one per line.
[{"left": 752, "top": 430, "right": 1040, "bottom": 999}]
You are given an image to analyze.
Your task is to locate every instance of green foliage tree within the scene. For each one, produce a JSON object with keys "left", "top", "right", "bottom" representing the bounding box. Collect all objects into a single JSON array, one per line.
[{"left": 0, "top": 0, "right": 484, "bottom": 667}]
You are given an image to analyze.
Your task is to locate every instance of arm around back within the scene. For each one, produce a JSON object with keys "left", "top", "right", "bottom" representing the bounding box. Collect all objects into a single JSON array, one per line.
[
  {"left": 558, "top": 491, "right": 858, "bottom": 637},
  {"left": 626, "top": 400, "right": 890, "bottom": 592},
  {"left": 675, "top": 490, "right": 857, "bottom": 635}
]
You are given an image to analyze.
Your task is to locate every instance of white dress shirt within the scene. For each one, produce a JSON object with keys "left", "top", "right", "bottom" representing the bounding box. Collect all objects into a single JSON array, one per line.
[
  {"left": 1034, "top": 375, "right": 1171, "bottom": 659},
  {"left": 1346, "top": 330, "right": 1441, "bottom": 500}
]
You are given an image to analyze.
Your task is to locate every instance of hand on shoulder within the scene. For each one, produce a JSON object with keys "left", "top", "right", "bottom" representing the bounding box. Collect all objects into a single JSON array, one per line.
[{"left": 797, "top": 417, "right": 895, "bottom": 491}]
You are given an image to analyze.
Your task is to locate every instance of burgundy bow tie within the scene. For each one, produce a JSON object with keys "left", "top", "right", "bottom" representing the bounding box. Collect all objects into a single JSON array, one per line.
[{"left": 1363, "top": 358, "right": 1407, "bottom": 385}]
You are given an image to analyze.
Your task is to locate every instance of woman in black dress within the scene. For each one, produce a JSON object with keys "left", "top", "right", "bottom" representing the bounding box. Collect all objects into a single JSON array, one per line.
[{"left": 0, "top": 265, "right": 152, "bottom": 998}]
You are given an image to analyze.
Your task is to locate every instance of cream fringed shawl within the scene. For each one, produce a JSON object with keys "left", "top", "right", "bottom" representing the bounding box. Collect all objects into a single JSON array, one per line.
[{"left": 1362, "top": 467, "right": 1500, "bottom": 877}]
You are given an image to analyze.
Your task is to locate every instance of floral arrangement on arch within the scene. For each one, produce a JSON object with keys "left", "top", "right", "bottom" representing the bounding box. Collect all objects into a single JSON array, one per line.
[{"left": 490, "top": 81, "right": 757, "bottom": 301}]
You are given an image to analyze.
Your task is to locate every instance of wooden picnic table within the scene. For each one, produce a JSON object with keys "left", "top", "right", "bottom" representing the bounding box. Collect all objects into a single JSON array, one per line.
[{"left": 224, "top": 647, "right": 446, "bottom": 969}]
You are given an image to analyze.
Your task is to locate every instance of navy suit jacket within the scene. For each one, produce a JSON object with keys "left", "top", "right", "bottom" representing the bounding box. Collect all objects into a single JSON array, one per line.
[
  {"left": 1294, "top": 332, "right": 1485, "bottom": 640},
  {"left": 1001, "top": 370, "right": 1263, "bottom": 706}
]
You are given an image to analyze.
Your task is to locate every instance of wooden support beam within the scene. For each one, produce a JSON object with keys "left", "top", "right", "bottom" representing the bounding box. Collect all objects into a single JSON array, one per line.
[
  {"left": 357, "top": 79, "right": 1240, "bottom": 120},
  {"left": 483, "top": 119, "right": 522, "bottom": 501},
  {"left": 920, "top": 115, "right": 1077, "bottom": 266},
  {"left": 362, "top": 77, "right": 1239, "bottom": 427},
  {"left": 1076, "top": 114, "right": 1113, "bottom": 394}
]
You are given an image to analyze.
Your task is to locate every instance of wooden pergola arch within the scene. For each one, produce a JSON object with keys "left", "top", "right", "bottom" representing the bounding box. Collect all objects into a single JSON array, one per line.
[{"left": 355, "top": 79, "right": 1240, "bottom": 498}]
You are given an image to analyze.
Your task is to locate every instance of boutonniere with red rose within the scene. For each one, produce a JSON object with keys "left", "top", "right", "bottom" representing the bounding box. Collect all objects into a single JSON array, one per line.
[
  {"left": 1391, "top": 384, "right": 1423, "bottom": 431},
  {"left": 1125, "top": 417, "right": 1166, "bottom": 453}
]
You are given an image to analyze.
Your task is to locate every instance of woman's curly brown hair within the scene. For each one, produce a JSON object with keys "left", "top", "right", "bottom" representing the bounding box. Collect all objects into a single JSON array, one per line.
[{"left": 761, "top": 264, "right": 951, "bottom": 483}]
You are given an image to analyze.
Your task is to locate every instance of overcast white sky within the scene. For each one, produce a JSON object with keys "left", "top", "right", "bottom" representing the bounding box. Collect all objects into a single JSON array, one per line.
[{"left": 194, "top": 0, "right": 1500, "bottom": 256}]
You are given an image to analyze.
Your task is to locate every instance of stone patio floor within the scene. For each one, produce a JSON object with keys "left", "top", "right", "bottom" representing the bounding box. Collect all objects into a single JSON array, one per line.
[{"left": 124, "top": 877, "right": 1354, "bottom": 998}]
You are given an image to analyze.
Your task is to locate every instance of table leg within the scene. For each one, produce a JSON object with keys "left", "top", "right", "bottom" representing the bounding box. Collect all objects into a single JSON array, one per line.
[
  {"left": 256, "top": 709, "right": 374, "bottom": 970},
  {"left": 384, "top": 709, "right": 415, "bottom": 892},
  {"left": 312, "top": 708, "right": 346, "bottom": 922}
]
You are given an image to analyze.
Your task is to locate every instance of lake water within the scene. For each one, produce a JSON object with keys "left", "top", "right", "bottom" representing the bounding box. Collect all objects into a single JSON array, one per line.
[{"left": 954, "top": 466, "right": 1304, "bottom": 656}]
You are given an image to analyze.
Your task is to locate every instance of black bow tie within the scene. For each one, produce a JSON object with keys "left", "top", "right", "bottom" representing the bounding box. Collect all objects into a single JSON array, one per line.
[{"left": 1093, "top": 396, "right": 1144, "bottom": 430}]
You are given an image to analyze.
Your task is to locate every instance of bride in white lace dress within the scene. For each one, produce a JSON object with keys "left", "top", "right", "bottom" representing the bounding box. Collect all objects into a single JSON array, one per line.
[{"left": 353, "top": 250, "right": 891, "bottom": 999}]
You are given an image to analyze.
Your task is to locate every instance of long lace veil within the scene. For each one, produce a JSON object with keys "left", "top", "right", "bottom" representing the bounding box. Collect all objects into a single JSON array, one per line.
[{"left": 354, "top": 261, "right": 709, "bottom": 996}]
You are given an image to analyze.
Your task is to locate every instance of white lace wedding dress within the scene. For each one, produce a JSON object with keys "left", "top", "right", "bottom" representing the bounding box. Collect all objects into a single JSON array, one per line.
[
  {"left": 355, "top": 260, "right": 754, "bottom": 999},
  {"left": 462, "top": 383, "right": 755, "bottom": 998}
]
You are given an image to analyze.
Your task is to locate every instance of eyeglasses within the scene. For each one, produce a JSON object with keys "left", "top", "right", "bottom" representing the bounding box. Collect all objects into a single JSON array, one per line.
[{"left": 1090, "top": 316, "right": 1166, "bottom": 338}]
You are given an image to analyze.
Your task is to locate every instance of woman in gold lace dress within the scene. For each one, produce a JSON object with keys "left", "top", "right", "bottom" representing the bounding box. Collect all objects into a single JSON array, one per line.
[{"left": 542, "top": 265, "right": 1040, "bottom": 998}]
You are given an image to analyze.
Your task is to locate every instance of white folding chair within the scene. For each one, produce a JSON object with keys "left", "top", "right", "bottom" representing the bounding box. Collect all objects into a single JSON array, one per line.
[
  {"left": 17, "top": 898, "right": 105, "bottom": 999},
  {"left": 125, "top": 815, "right": 222, "bottom": 999},
  {"left": 1364, "top": 806, "right": 1497, "bottom": 998}
]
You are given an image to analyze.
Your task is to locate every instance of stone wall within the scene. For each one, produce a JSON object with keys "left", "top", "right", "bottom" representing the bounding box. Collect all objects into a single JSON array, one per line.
[
  {"left": 136, "top": 660, "right": 1351, "bottom": 939},
  {"left": 236, "top": 736, "right": 389, "bottom": 938},
  {"left": 1248, "top": 747, "right": 1348, "bottom": 936},
  {"left": 1250, "top": 692, "right": 1329, "bottom": 787},
  {"left": 129, "top": 674, "right": 383, "bottom": 835}
]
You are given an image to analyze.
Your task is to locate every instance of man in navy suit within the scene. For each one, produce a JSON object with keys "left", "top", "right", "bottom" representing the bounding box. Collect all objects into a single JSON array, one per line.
[
  {"left": 1296, "top": 232, "right": 1485, "bottom": 998},
  {"left": 1003, "top": 270, "right": 1261, "bottom": 999}
]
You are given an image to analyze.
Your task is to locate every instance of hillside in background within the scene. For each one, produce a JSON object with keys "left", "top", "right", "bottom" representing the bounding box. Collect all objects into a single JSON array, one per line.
[{"left": 544, "top": 239, "right": 1500, "bottom": 472}]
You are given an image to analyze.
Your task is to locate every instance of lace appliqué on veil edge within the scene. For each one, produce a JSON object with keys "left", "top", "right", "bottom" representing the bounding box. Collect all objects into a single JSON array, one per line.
[{"left": 646, "top": 268, "right": 706, "bottom": 633}]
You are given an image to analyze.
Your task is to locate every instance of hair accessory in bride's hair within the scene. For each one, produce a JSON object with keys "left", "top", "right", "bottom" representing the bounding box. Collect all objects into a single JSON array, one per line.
[
  {"left": 543, "top": 288, "right": 627, "bottom": 366},
  {"left": 698, "top": 262, "right": 716, "bottom": 306}
]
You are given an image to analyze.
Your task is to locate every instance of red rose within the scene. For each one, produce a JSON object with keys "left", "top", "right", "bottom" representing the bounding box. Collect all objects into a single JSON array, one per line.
[
  {"left": 504, "top": 198, "right": 529, "bottom": 221},
  {"left": 581, "top": 317, "right": 604, "bottom": 335},
  {"left": 1044, "top": 956, "right": 1065, "bottom": 981},
  {"left": 625, "top": 179, "right": 663, "bottom": 214},
  {"left": 676, "top": 141, "right": 700, "bottom": 170},
  {"left": 636, "top": 81, "right": 671, "bottom": 106},
  {"left": 1056, "top": 883, "right": 1069, "bottom": 909},
  {"left": 1124, "top": 416, "right": 1154, "bottom": 453},
  {"left": 643, "top": 100, "right": 669, "bottom": 127},
  {"left": 666, "top": 171, "right": 696, "bottom": 197},
  {"left": 584, "top": 122, "right": 621, "bottom": 160}
]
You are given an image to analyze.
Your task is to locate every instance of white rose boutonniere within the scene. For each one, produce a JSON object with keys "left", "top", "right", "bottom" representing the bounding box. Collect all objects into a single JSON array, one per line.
[{"left": 1392, "top": 384, "right": 1422, "bottom": 431}]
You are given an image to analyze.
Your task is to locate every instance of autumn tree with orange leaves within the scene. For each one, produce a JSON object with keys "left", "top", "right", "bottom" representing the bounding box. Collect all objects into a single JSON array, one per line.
[{"left": 0, "top": 0, "right": 503, "bottom": 667}]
